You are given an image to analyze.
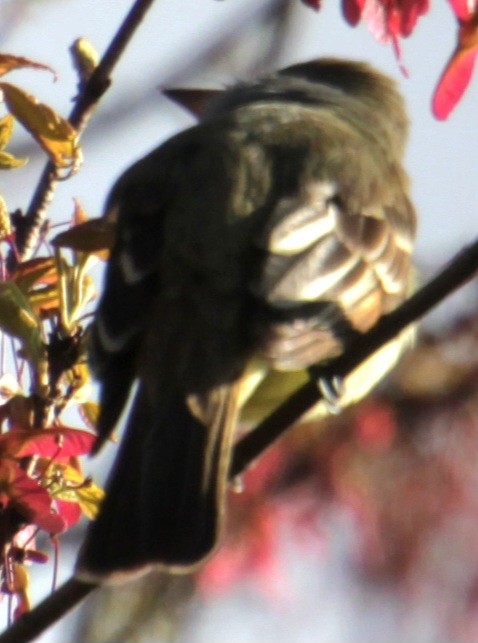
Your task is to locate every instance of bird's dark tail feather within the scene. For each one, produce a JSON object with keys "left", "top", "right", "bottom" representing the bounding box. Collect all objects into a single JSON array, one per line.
[{"left": 76, "top": 383, "right": 238, "bottom": 582}]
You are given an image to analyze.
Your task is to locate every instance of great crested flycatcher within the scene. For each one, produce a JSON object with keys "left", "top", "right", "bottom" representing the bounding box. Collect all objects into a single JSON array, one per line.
[{"left": 76, "top": 58, "right": 416, "bottom": 582}]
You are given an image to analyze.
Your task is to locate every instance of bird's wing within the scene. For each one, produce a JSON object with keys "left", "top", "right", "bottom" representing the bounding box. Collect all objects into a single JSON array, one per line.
[
  {"left": 89, "top": 117, "right": 275, "bottom": 447},
  {"left": 89, "top": 144, "right": 180, "bottom": 446},
  {"left": 251, "top": 160, "right": 416, "bottom": 371}
]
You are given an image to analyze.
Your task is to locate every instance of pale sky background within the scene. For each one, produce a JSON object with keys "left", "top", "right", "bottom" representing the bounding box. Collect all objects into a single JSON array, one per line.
[{"left": 0, "top": 1, "right": 477, "bottom": 641}]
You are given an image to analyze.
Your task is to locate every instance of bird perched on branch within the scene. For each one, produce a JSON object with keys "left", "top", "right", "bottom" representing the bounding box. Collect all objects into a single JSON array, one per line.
[{"left": 76, "top": 58, "right": 417, "bottom": 582}]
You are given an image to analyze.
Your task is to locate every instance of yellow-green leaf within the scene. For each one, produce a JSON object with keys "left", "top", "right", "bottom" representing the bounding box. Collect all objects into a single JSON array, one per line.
[
  {"left": 0, "top": 150, "right": 27, "bottom": 169},
  {"left": 0, "top": 82, "right": 79, "bottom": 169},
  {"left": 49, "top": 462, "right": 104, "bottom": 520},
  {"left": 0, "top": 115, "right": 28, "bottom": 168},
  {"left": 0, "top": 194, "right": 11, "bottom": 240},
  {"left": 80, "top": 401, "right": 100, "bottom": 430},
  {"left": 0, "top": 281, "right": 43, "bottom": 365},
  {"left": 76, "top": 480, "right": 105, "bottom": 520},
  {"left": 0, "top": 114, "right": 13, "bottom": 149},
  {"left": 27, "top": 284, "right": 60, "bottom": 317},
  {"left": 0, "top": 53, "right": 56, "bottom": 79}
]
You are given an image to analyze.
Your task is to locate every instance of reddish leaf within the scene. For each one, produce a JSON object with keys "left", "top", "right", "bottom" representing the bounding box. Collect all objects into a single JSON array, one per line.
[
  {"left": 0, "top": 427, "right": 96, "bottom": 458},
  {"left": 55, "top": 499, "right": 82, "bottom": 528},
  {"left": 398, "top": 0, "right": 430, "bottom": 37},
  {"left": 354, "top": 0, "right": 429, "bottom": 71},
  {"left": 11, "top": 257, "right": 57, "bottom": 293},
  {"left": 0, "top": 461, "right": 66, "bottom": 533},
  {"left": 449, "top": 0, "right": 477, "bottom": 20},
  {"left": 362, "top": 0, "right": 393, "bottom": 44},
  {"left": 342, "top": 0, "right": 366, "bottom": 25},
  {"left": 433, "top": 18, "right": 478, "bottom": 120}
]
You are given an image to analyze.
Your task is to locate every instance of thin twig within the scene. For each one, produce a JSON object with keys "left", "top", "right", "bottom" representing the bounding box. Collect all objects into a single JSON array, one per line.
[
  {"left": 2, "top": 239, "right": 478, "bottom": 643},
  {"left": 13, "top": 0, "right": 158, "bottom": 264}
]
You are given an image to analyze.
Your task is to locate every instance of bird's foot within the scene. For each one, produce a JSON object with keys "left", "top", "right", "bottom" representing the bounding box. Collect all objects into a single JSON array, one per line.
[{"left": 309, "top": 366, "right": 344, "bottom": 415}]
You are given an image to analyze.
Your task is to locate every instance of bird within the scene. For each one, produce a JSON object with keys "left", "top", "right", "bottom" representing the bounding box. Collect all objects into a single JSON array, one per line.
[{"left": 75, "top": 58, "right": 417, "bottom": 583}]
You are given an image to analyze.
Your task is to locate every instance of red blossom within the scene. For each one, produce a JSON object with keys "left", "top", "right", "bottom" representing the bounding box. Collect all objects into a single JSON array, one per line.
[
  {"left": 433, "top": 10, "right": 478, "bottom": 119},
  {"left": 353, "top": 400, "right": 397, "bottom": 453},
  {"left": 197, "top": 444, "right": 286, "bottom": 598},
  {"left": 197, "top": 443, "right": 326, "bottom": 600},
  {"left": 0, "top": 460, "right": 65, "bottom": 534},
  {"left": 353, "top": 0, "right": 430, "bottom": 67},
  {"left": 342, "top": 0, "right": 430, "bottom": 40},
  {"left": 302, "top": 0, "right": 478, "bottom": 118},
  {"left": 197, "top": 504, "right": 285, "bottom": 599},
  {"left": 449, "top": 0, "right": 478, "bottom": 21}
]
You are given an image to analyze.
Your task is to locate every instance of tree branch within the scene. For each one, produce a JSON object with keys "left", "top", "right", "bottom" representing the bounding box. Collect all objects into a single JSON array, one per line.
[
  {"left": 13, "top": 0, "right": 158, "bottom": 264},
  {"left": 2, "top": 238, "right": 478, "bottom": 643},
  {"left": 0, "top": 580, "right": 95, "bottom": 643}
]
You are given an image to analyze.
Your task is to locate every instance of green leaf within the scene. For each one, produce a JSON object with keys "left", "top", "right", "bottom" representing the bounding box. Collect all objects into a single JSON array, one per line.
[{"left": 0, "top": 281, "right": 43, "bottom": 365}]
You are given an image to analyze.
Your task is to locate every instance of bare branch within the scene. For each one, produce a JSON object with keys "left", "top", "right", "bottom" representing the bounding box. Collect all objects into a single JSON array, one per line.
[
  {"left": 0, "top": 580, "right": 95, "bottom": 643},
  {"left": 13, "top": 0, "right": 158, "bottom": 265}
]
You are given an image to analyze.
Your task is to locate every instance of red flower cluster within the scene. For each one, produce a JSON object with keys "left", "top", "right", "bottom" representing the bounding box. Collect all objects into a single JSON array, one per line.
[
  {"left": 343, "top": 0, "right": 430, "bottom": 63},
  {"left": 196, "top": 306, "right": 478, "bottom": 639},
  {"left": 0, "top": 397, "right": 102, "bottom": 620},
  {"left": 302, "top": 0, "right": 478, "bottom": 119}
]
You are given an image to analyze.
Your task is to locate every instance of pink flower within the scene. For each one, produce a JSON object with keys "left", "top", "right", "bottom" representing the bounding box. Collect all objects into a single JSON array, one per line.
[{"left": 433, "top": 5, "right": 478, "bottom": 119}]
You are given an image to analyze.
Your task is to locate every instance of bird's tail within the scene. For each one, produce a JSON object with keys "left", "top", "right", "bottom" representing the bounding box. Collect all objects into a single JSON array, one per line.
[{"left": 76, "top": 382, "right": 239, "bottom": 582}]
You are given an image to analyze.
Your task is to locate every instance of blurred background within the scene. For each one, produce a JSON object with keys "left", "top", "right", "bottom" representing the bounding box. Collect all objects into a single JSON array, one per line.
[{"left": 2, "top": 0, "right": 478, "bottom": 641}]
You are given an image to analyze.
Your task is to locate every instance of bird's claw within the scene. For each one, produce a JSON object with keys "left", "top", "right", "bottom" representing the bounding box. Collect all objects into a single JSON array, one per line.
[{"left": 316, "top": 374, "right": 344, "bottom": 415}]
